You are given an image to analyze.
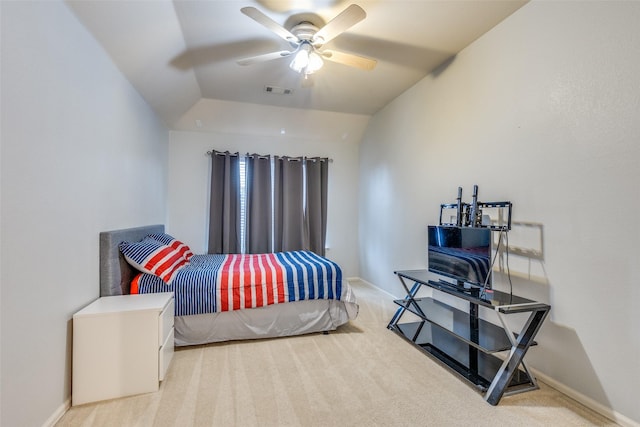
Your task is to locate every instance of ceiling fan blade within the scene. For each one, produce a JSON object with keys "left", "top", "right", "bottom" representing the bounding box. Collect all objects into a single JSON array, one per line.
[
  {"left": 237, "top": 50, "right": 293, "bottom": 66},
  {"left": 313, "top": 4, "right": 366, "bottom": 45},
  {"left": 241, "top": 7, "right": 298, "bottom": 44},
  {"left": 321, "top": 49, "right": 377, "bottom": 70}
]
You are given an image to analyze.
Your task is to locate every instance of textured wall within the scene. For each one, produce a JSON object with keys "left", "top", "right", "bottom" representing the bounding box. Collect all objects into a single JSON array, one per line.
[
  {"left": 358, "top": 1, "right": 640, "bottom": 424},
  {"left": 1, "top": 2, "right": 168, "bottom": 425}
]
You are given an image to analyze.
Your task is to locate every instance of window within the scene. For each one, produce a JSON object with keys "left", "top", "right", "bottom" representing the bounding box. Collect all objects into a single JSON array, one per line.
[{"left": 208, "top": 151, "right": 328, "bottom": 256}]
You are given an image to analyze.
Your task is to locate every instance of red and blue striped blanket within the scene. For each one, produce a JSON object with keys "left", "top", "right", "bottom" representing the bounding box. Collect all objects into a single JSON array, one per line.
[{"left": 131, "top": 251, "right": 343, "bottom": 316}]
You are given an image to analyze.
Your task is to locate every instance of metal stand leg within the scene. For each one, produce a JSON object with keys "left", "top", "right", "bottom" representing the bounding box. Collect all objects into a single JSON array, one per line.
[
  {"left": 495, "top": 311, "right": 538, "bottom": 392},
  {"left": 469, "top": 302, "right": 479, "bottom": 378},
  {"left": 387, "top": 280, "right": 421, "bottom": 329},
  {"left": 484, "top": 307, "right": 550, "bottom": 405}
]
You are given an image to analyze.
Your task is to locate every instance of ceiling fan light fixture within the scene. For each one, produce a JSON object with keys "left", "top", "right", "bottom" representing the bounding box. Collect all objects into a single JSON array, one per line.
[
  {"left": 290, "top": 47, "right": 309, "bottom": 72},
  {"left": 307, "top": 51, "right": 324, "bottom": 73},
  {"left": 289, "top": 43, "right": 323, "bottom": 74}
]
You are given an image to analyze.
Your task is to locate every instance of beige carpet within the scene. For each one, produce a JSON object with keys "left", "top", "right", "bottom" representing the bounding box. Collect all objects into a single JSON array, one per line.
[{"left": 57, "top": 280, "right": 616, "bottom": 426}]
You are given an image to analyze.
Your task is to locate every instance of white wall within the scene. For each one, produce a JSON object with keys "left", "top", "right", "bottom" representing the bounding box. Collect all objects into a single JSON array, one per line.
[
  {"left": 0, "top": 2, "right": 168, "bottom": 426},
  {"left": 168, "top": 99, "right": 369, "bottom": 276},
  {"left": 358, "top": 1, "right": 639, "bottom": 424}
]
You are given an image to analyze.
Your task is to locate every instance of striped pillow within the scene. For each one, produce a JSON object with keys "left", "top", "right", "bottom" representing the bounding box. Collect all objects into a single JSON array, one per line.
[
  {"left": 147, "top": 233, "right": 194, "bottom": 260},
  {"left": 119, "top": 237, "right": 187, "bottom": 284}
]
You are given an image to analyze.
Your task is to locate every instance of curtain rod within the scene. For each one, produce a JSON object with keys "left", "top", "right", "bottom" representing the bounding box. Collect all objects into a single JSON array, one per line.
[{"left": 205, "top": 150, "right": 333, "bottom": 162}]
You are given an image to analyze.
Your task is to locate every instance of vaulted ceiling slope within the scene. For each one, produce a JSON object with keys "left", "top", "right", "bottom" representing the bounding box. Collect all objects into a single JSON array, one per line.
[{"left": 66, "top": 0, "right": 528, "bottom": 130}]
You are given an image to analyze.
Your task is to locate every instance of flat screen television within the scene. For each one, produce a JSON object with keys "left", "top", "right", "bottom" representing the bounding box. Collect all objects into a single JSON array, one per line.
[{"left": 428, "top": 225, "right": 492, "bottom": 289}]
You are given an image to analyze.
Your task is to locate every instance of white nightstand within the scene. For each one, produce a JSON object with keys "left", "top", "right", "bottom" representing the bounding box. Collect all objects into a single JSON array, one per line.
[{"left": 72, "top": 292, "right": 174, "bottom": 406}]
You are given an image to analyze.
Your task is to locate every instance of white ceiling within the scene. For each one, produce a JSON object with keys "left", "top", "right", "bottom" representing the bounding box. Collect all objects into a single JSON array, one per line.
[{"left": 66, "top": 0, "right": 528, "bottom": 130}]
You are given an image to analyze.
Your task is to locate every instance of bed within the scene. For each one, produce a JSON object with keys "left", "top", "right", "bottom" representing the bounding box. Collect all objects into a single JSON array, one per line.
[{"left": 99, "top": 225, "right": 358, "bottom": 346}]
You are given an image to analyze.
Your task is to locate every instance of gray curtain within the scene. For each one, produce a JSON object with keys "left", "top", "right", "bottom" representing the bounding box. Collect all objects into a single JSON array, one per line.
[
  {"left": 208, "top": 151, "right": 329, "bottom": 255},
  {"left": 273, "top": 157, "right": 305, "bottom": 252},
  {"left": 245, "top": 154, "right": 272, "bottom": 254},
  {"left": 208, "top": 151, "right": 241, "bottom": 254},
  {"left": 305, "top": 158, "right": 329, "bottom": 256}
]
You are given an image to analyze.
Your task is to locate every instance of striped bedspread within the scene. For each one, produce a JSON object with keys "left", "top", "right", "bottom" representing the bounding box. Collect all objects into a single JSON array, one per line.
[{"left": 132, "top": 251, "right": 343, "bottom": 316}]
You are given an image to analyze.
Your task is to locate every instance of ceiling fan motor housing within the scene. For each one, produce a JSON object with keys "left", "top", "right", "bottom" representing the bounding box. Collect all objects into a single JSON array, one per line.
[{"left": 290, "top": 22, "right": 322, "bottom": 45}]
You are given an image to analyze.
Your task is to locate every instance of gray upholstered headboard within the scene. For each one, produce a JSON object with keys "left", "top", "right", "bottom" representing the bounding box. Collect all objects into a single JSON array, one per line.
[{"left": 99, "top": 224, "right": 164, "bottom": 296}]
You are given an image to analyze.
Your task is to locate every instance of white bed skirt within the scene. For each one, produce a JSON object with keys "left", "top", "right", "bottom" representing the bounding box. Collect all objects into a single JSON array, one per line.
[{"left": 174, "top": 282, "right": 359, "bottom": 346}]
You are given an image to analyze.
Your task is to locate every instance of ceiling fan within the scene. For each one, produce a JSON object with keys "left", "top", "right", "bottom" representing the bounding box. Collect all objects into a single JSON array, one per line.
[{"left": 236, "top": 4, "right": 377, "bottom": 78}]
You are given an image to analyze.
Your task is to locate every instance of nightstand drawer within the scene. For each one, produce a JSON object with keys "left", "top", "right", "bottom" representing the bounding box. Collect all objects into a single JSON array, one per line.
[
  {"left": 159, "top": 327, "right": 174, "bottom": 381},
  {"left": 159, "top": 298, "right": 174, "bottom": 345}
]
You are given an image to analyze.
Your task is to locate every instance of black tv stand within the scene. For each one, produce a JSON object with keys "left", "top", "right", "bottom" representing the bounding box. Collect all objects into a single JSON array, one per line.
[
  {"left": 388, "top": 269, "right": 550, "bottom": 405},
  {"left": 436, "top": 279, "right": 481, "bottom": 294}
]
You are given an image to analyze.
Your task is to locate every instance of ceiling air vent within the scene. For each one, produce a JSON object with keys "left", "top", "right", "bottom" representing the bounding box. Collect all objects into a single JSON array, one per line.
[{"left": 264, "top": 85, "right": 293, "bottom": 95}]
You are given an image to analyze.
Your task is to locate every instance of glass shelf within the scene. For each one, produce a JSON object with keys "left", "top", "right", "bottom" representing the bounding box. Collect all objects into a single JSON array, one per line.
[
  {"left": 393, "top": 297, "right": 513, "bottom": 353},
  {"left": 394, "top": 269, "right": 537, "bottom": 310},
  {"left": 393, "top": 322, "right": 532, "bottom": 391}
]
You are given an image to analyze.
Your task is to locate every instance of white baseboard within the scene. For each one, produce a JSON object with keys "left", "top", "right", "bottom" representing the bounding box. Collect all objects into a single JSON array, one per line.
[
  {"left": 534, "top": 370, "right": 639, "bottom": 427},
  {"left": 42, "top": 399, "right": 70, "bottom": 427},
  {"left": 348, "top": 276, "right": 399, "bottom": 299},
  {"left": 350, "top": 276, "right": 639, "bottom": 427}
]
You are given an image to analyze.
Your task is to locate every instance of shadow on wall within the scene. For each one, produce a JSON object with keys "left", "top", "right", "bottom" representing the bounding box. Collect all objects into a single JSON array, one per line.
[
  {"left": 430, "top": 54, "right": 456, "bottom": 78},
  {"left": 493, "top": 222, "right": 611, "bottom": 409}
]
